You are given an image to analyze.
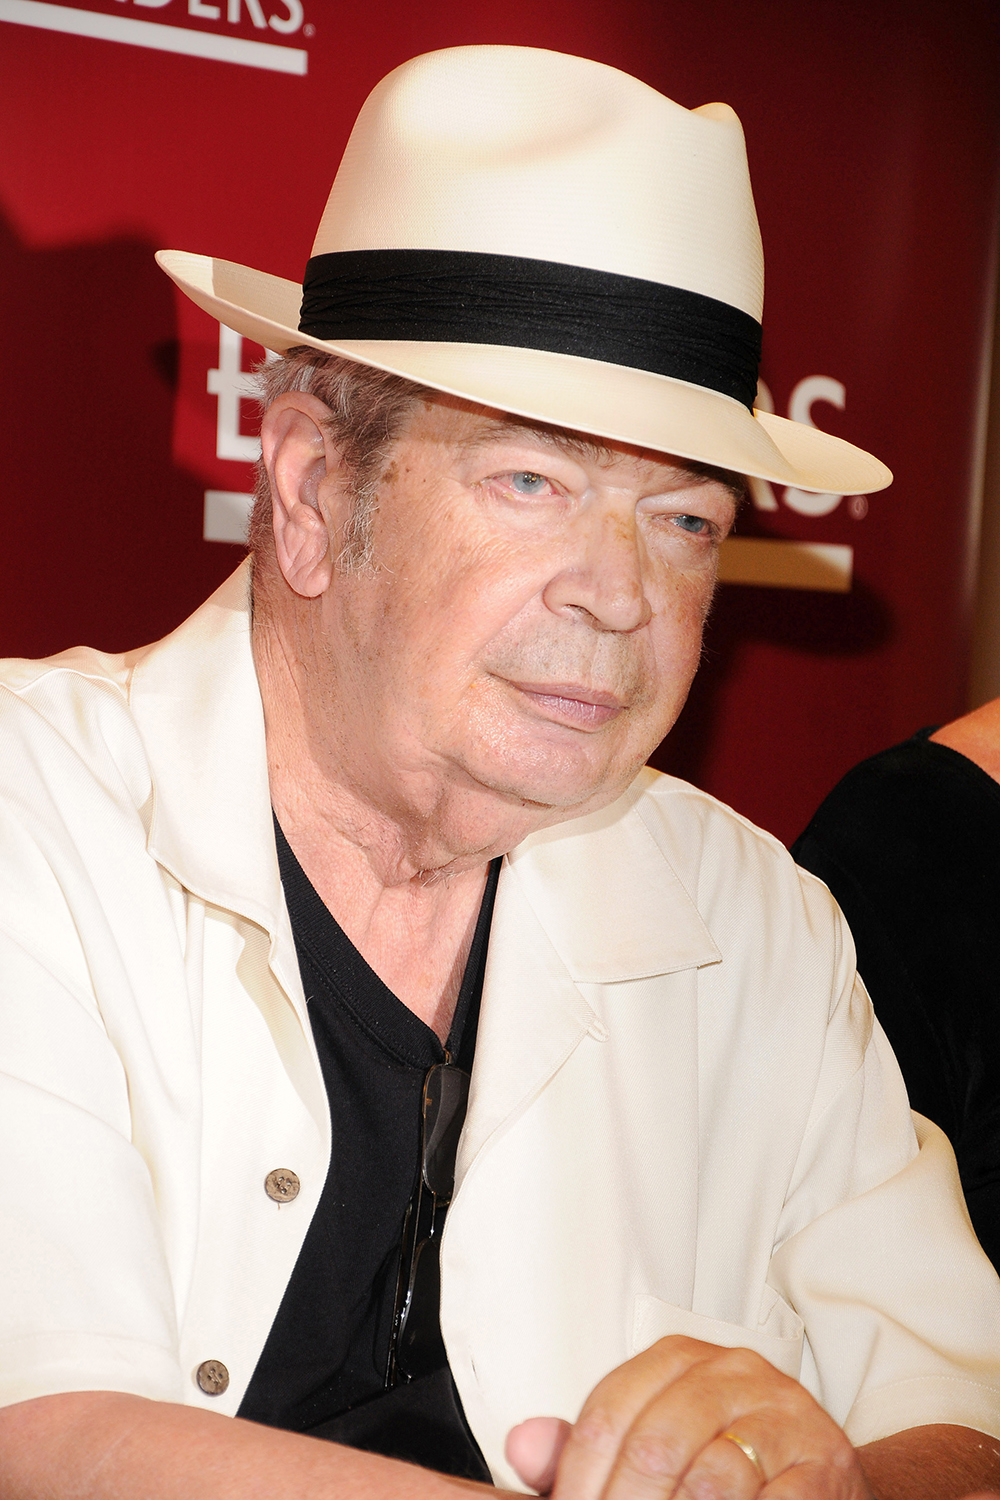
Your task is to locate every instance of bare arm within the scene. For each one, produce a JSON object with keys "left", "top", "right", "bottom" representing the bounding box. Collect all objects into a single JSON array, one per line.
[
  {"left": 7, "top": 1385, "right": 998, "bottom": 1500},
  {"left": 858, "top": 1425, "right": 1000, "bottom": 1500},
  {"left": 0, "top": 1391, "right": 511, "bottom": 1500}
]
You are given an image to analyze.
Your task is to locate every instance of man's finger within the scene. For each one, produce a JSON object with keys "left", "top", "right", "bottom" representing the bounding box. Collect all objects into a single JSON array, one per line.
[
  {"left": 598, "top": 1381, "right": 767, "bottom": 1500},
  {"left": 549, "top": 1337, "right": 866, "bottom": 1500},
  {"left": 600, "top": 1363, "right": 856, "bottom": 1500},
  {"left": 673, "top": 1433, "right": 764, "bottom": 1499},
  {"left": 506, "top": 1417, "right": 571, "bottom": 1495},
  {"left": 549, "top": 1338, "right": 725, "bottom": 1500}
]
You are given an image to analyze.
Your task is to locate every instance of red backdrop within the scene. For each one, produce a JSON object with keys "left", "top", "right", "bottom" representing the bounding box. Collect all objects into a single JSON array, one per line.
[{"left": 1, "top": 0, "right": 998, "bottom": 844}]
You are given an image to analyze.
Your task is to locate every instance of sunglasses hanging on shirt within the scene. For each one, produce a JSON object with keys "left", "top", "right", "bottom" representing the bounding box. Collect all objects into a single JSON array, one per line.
[{"left": 386, "top": 1059, "right": 471, "bottom": 1388}]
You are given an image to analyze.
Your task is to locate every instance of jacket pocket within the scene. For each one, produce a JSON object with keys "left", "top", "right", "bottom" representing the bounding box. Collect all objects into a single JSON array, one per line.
[{"left": 631, "top": 1287, "right": 804, "bottom": 1380}]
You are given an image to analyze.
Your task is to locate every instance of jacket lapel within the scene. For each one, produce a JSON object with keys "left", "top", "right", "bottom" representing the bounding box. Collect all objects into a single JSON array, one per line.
[
  {"left": 507, "top": 778, "right": 720, "bottom": 981},
  {"left": 458, "top": 781, "right": 720, "bottom": 1188},
  {"left": 126, "top": 563, "right": 327, "bottom": 1136},
  {"left": 456, "top": 864, "right": 599, "bottom": 1181}
]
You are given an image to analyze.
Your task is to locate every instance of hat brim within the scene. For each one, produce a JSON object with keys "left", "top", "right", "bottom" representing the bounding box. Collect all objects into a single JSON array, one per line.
[{"left": 157, "top": 250, "right": 891, "bottom": 496}]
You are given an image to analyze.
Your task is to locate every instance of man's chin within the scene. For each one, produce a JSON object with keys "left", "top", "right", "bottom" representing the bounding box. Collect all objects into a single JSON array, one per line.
[{"left": 457, "top": 750, "right": 641, "bottom": 822}]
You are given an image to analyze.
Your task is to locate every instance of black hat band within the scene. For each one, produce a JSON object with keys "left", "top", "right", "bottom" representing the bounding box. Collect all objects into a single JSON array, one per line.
[{"left": 299, "top": 249, "right": 761, "bottom": 411}]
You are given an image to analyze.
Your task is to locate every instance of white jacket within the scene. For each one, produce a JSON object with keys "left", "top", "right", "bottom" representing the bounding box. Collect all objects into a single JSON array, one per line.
[{"left": 1, "top": 564, "right": 998, "bottom": 1487}]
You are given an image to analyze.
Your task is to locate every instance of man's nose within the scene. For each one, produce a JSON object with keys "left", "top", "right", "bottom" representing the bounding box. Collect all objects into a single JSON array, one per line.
[{"left": 542, "top": 510, "right": 652, "bottom": 632}]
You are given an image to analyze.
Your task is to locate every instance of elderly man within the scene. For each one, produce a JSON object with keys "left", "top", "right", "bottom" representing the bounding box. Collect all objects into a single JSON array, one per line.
[{"left": 1, "top": 44, "right": 999, "bottom": 1500}]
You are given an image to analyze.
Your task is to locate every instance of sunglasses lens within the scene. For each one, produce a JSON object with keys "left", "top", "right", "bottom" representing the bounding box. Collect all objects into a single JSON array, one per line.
[
  {"left": 397, "top": 1233, "right": 447, "bottom": 1380},
  {"left": 421, "top": 1064, "right": 470, "bottom": 1198}
]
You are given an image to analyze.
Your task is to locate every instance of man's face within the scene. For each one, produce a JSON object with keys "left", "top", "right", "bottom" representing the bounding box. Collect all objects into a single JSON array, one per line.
[{"left": 315, "top": 397, "right": 738, "bottom": 824}]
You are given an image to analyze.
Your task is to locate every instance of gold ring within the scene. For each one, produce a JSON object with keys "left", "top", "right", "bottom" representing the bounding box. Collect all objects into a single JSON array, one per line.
[{"left": 721, "top": 1431, "right": 765, "bottom": 1480}]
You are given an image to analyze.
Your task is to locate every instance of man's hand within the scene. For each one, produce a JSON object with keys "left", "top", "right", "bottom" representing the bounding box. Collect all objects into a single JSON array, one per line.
[{"left": 505, "top": 1335, "right": 870, "bottom": 1498}]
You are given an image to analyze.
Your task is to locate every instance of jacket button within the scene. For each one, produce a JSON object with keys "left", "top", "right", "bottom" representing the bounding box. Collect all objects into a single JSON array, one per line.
[
  {"left": 264, "top": 1168, "right": 300, "bottom": 1203},
  {"left": 196, "top": 1359, "right": 230, "bottom": 1395}
]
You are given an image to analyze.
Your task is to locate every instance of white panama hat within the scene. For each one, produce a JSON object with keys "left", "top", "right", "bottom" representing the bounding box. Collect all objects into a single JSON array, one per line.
[{"left": 157, "top": 44, "right": 890, "bottom": 496}]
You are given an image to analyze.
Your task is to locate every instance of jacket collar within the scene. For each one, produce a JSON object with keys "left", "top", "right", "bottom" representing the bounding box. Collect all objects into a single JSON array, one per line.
[
  {"left": 508, "top": 782, "right": 720, "bottom": 982},
  {"left": 127, "top": 562, "right": 281, "bottom": 937},
  {"left": 456, "top": 783, "right": 719, "bottom": 1178},
  {"left": 127, "top": 564, "right": 333, "bottom": 1133}
]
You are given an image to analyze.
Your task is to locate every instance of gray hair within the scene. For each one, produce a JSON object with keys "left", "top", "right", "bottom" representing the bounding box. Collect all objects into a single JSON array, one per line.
[{"left": 249, "top": 347, "right": 429, "bottom": 577}]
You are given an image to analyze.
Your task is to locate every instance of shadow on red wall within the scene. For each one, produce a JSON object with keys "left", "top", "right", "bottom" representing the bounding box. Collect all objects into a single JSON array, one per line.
[{"left": 0, "top": 209, "right": 234, "bottom": 658}]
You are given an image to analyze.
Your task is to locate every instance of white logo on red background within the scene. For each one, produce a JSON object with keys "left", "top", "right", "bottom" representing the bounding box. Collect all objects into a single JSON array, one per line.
[
  {"left": 114, "top": 0, "right": 305, "bottom": 35},
  {"left": 0, "top": 0, "right": 311, "bottom": 74}
]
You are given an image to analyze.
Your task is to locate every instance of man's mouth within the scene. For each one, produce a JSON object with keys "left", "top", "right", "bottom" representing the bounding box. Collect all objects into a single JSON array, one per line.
[{"left": 506, "top": 680, "right": 626, "bottom": 730}]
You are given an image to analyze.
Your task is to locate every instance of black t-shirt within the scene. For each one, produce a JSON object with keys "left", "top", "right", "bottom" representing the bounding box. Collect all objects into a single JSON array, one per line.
[
  {"left": 238, "top": 821, "right": 498, "bottom": 1480},
  {"left": 792, "top": 727, "right": 1000, "bottom": 1271}
]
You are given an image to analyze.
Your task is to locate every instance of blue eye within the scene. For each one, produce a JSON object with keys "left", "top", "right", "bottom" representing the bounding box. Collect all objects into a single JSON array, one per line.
[
  {"left": 509, "top": 472, "right": 548, "bottom": 495},
  {"left": 673, "top": 513, "right": 708, "bottom": 534}
]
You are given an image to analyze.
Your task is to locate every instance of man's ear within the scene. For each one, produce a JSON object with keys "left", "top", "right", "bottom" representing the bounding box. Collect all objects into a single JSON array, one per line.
[{"left": 260, "top": 391, "right": 345, "bottom": 599}]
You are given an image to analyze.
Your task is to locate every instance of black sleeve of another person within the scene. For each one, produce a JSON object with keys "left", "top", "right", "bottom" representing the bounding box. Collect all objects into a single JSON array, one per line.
[{"left": 791, "top": 729, "right": 1000, "bottom": 1274}]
